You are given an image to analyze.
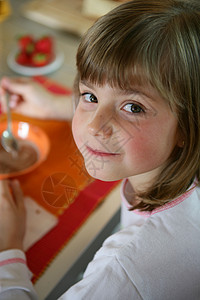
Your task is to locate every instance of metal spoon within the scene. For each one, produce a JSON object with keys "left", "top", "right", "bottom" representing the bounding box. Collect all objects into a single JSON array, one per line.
[{"left": 1, "top": 92, "right": 19, "bottom": 155}]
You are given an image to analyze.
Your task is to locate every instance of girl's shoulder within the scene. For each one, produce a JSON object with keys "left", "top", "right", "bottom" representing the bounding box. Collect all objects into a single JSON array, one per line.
[
  {"left": 93, "top": 194, "right": 200, "bottom": 298},
  {"left": 103, "top": 182, "right": 200, "bottom": 258}
]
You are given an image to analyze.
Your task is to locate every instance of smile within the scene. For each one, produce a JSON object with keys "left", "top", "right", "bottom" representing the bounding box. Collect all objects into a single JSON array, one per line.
[{"left": 86, "top": 145, "right": 120, "bottom": 157}]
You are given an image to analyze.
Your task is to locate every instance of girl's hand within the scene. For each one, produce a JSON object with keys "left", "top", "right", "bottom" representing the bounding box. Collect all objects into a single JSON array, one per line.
[
  {"left": 0, "top": 76, "right": 56, "bottom": 119},
  {"left": 0, "top": 76, "right": 72, "bottom": 119},
  {"left": 0, "top": 180, "right": 26, "bottom": 252}
]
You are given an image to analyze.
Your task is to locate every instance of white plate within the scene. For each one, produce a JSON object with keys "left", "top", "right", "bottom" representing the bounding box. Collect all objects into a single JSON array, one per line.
[{"left": 7, "top": 48, "right": 65, "bottom": 76}]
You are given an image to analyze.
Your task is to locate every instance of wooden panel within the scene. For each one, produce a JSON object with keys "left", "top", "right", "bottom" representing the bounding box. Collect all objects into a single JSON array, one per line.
[
  {"left": 82, "top": 0, "right": 120, "bottom": 18},
  {"left": 21, "top": 0, "right": 126, "bottom": 36},
  {"left": 21, "top": 0, "right": 95, "bottom": 36}
]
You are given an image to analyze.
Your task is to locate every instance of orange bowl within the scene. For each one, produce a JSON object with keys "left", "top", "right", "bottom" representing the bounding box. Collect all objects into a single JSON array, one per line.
[{"left": 0, "top": 121, "right": 50, "bottom": 179}]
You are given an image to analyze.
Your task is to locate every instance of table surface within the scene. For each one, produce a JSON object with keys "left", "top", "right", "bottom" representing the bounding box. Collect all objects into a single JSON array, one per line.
[{"left": 0, "top": 1, "right": 121, "bottom": 299}]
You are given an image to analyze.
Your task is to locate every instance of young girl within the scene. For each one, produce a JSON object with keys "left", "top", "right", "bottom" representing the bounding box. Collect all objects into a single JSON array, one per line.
[{"left": 0, "top": 0, "right": 200, "bottom": 299}]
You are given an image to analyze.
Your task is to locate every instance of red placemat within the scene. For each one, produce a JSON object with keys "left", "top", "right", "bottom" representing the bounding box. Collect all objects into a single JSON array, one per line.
[{"left": 27, "top": 179, "right": 119, "bottom": 283}]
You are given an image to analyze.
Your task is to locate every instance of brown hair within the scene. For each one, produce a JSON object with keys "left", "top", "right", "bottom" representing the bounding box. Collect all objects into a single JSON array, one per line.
[{"left": 75, "top": 0, "right": 200, "bottom": 211}]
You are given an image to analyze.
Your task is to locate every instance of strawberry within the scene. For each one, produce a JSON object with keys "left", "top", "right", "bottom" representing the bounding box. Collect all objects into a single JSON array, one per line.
[
  {"left": 35, "top": 36, "right": 53, "bottom": 53},
  {"left": 15, "top": 51, "right": 30, "bottom": 66},
  {"left": 18, "top": 35, "right": 35, "bottom": 54},
  {"left": 31, "top": 52, "right": 51, "bottom": 67}
]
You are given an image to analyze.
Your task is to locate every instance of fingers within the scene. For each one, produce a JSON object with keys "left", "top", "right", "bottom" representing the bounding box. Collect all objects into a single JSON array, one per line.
[
  {"left": 0, "top": 179, "right": 24, "bottom": 209},
  {"left": 0, "top": 180, "right": 12, "bottom": 201},
  {"left": 1, "top": 76, "right": 31, "bottom": 95},
  {"left": 0, "top": 77, "right": 32, "bottom": 108},
  {"left": 0, "top": 179, "right": 25, "bottom": 251},
  {"left": 0, "top": 77, "right": 26, "bottom": 112},
  {"left": 9, "top": 94, "right": 22, "bottom": 109},
  {"left": 10, "top": 180, "right": 24, "bottom": 209}
]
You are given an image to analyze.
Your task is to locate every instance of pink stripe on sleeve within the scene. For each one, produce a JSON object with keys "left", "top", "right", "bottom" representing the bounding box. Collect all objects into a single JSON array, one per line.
[
  {"left": 121, "top": 178, "right": 197, "bottom": 217},
  {"left": 0, "top": 258, "right": 26, "bottom": 267}
]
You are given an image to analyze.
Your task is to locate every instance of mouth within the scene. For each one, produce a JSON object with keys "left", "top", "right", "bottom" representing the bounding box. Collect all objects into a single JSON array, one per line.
[{"left": 86, "top": 145, "right": 120, "bottom": 157}]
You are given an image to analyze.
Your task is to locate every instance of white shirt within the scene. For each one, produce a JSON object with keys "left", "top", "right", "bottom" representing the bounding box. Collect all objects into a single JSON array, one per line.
[{"left": 0, "top": 179, "right": 200, "bottom": 300}]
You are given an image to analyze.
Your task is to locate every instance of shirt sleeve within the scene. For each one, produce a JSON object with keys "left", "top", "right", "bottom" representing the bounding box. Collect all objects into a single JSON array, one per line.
[{"left": 0, "top": 249, "right": 38, "bottom": 300}]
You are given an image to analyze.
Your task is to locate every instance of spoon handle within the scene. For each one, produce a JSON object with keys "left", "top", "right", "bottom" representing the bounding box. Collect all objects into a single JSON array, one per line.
[{"left": 5, "top": 92, "right": 12, "bottom": 133}]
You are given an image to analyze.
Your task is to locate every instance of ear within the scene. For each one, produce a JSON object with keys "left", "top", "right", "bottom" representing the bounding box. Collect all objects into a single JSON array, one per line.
[
  {"left": 176, "top": 128, "right": 185, "bottom": 148},
  {"left": 177, "top": 140, "right": 185, "bottom": 148}
]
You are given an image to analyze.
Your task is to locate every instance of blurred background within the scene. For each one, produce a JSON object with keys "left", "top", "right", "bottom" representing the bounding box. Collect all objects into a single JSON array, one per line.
[{"left": 0, "top": 0, "right": 126, "bottom": 87}]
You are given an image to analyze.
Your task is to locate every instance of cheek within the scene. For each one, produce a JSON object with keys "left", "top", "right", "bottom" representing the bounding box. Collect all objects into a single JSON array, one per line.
[
  {"left": 125, "top": 134, "right": 153, "bottom": 162},
  {"left": 124, "top": 122, "right": 177, "bottom": 169},
  {"left": 72, "top": 110, "right": 83, "bottom": 149}
]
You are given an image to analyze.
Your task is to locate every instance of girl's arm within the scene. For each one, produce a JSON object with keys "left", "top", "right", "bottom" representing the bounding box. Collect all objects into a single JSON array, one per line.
[
  {"left": 0, "top": 249, "right": 37, "bottom": 300},
  {"left": 0, "top": 180, "right": 37, "bottom": 299}
]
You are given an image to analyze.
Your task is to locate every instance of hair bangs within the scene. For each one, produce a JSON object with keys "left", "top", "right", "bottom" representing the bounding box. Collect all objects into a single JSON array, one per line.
[
  {"left": 76, "top": 8, "right": 176, "bottom": 107},
  {"left": 77, "top": 43, "right": 152, "bottom": 92},
  {"left": 76, "top": 6, "right": 165, "bottom": 92}
]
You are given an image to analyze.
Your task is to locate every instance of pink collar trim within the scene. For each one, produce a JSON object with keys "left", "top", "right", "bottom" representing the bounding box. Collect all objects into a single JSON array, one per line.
[{"left": 121, "top": 179, "right": 197, "bottom": 217}]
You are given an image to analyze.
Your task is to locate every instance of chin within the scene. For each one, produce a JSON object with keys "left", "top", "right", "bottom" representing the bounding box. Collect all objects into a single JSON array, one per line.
[{"left": 86, "top": 168, "right": 122, "bottom": 182}]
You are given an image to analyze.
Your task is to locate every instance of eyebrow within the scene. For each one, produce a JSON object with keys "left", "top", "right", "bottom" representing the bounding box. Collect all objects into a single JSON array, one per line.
[
  {"left": 80, "top": 80, "right": 156, "bottom": 101},
  {"left": 80, "top": 80, "right": 94, "bottom": 89},
  {"left": 118, "top": 86, "right": 156, "bottom": 101}
]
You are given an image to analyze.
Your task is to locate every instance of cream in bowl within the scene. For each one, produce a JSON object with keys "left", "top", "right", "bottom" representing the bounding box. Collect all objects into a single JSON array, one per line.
[{"left": 0, "top": 121, "right": 50, "bottom": 179}]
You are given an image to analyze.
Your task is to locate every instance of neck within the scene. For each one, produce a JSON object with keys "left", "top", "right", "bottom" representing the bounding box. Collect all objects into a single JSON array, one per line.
[{"left": 128, "top": 166, "right": 161, "bottom": 195}]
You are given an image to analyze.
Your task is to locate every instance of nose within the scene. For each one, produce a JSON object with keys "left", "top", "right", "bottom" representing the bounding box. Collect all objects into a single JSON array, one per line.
[{"left": 87, "top": 111, "right": 113, "bottom": 139}]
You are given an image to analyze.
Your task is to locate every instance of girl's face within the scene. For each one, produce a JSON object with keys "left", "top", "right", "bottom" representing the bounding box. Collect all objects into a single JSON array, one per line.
[{"left": 72, "top": 81, "right": 180, "bottom": 189}]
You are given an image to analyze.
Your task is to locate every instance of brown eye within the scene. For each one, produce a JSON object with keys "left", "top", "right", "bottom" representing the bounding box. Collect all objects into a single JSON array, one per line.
[
  {"left": 82, "top": 93, "right": 98, "bottom": 103},
  {"left": 131, "top": 104, "right": 143, "bottom": 113},
  {"left": 122, "top": 103, "right": 144, "bottom": 113}
]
